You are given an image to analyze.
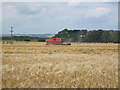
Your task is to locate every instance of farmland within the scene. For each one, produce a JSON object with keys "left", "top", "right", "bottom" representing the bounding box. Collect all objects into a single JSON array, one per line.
[{"left": 2, "top": 42, "right": 119, "bottom": 88}]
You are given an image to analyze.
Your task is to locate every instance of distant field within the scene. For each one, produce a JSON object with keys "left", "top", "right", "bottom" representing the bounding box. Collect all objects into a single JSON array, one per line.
[{"left": 2, "top": 42, "right": 119, "bottom": 88}]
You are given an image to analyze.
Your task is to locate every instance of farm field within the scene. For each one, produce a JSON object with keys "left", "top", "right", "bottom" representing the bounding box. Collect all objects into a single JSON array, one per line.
[{"left": 2, "top": 42, "right": 119, "bottom": 88}]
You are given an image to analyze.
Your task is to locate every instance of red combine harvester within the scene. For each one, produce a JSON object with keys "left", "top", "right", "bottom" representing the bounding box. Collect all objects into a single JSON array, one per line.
[{"left": 46, "top": 38, "right": 71, "bottom": 45}]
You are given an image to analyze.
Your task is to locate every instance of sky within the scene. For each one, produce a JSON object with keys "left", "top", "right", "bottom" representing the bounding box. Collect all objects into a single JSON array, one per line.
[{"left": 1, "top": 1, "right": 118, "bottom": 34}]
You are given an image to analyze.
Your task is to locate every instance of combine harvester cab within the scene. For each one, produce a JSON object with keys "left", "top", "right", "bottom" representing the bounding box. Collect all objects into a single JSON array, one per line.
[
  {"left": 46, "top": 38, "right": 71, "bottom": 45},
  {"left": 46, "top": 38, "right": 63, "bottom": 45}
]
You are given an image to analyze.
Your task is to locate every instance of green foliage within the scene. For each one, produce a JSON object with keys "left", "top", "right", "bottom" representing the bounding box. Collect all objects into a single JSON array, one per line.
[
  {"left": 38, "top": 39, "right": 45, "bottom": 42},
  {"left": 23, "top": 36, "right": 31, "bottom": 41},
  {"left": 2, "top": 36, "right": 31, "bottom": 41},
  {"left": 54, "top": 29, "right": 120, "bottom": 43},
  {"left": 85, "top": 30, "right": 103, "bottom": 42}
]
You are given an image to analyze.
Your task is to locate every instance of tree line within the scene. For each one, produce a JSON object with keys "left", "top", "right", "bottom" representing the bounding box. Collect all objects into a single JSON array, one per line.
[
  {"left": 2, "top": 36, "right": 46, "bottom": 42},
  {"left": 54, "top": 29, "right": 120, "bottom": 43}
]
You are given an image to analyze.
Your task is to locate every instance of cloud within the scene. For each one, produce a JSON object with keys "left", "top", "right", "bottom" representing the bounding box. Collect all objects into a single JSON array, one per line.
[
  {"left": 85, "top": 7, "right": 110, "bottom": 18},
  {"left": 2, "top": 0, "right": 119, "bottom": 2},
  {"left": 10, "top": 3, "right": 43, "bottom": 15},
  {"left": 2, "top": 2, "right": 118, "bottom": 34},
  {"left": 68, "top": 0, "right": 81, "bottom": 7},
  {"left": 16, "top": 5, "right": 41, "bottom": 15},
  {"left": 3, "top": 2, "right": 48, "bottom": 18}
]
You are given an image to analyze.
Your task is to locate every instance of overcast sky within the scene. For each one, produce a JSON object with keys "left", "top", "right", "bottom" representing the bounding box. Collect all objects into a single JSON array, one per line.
[{"left": 2, "top": 2, "right": 118, "bottom": 34}]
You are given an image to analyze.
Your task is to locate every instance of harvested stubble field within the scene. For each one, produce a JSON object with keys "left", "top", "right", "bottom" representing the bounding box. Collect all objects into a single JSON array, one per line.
[{"left": 2, "top": 42, "right": 119, "bottom": 88}]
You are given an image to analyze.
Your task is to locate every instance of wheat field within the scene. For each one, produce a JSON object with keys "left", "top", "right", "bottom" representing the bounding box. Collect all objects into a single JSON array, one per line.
[{"left": 2, "top": 42, "right": 119, "bottom": 88}]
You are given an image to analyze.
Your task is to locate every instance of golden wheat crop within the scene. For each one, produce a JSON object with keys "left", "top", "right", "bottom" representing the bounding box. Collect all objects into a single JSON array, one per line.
[
  {"left": 2, "top": 42, "right": 119, "bottom": 88},
  {"left": 0, "top": 42, "right": 2, "bottom": 89}
]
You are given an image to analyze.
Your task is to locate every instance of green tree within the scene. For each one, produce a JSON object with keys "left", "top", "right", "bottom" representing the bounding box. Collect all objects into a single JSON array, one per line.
[
  {"left": 24, "top": 36, "right": 31, "bottom": 41},
  {"left": 101, "top": 31, "right": 111, "bottom": 42}
]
